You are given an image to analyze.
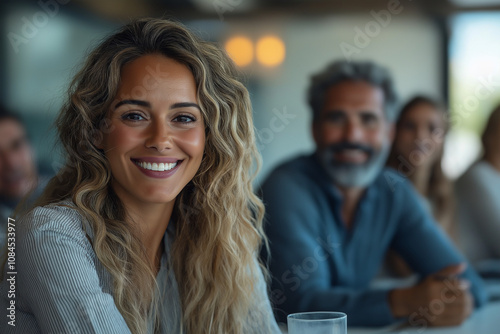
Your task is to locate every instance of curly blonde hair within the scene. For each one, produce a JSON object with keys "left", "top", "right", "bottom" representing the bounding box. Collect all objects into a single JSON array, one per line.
[{"left": 35, "top": 18, "right": 268, "bottom": 333}]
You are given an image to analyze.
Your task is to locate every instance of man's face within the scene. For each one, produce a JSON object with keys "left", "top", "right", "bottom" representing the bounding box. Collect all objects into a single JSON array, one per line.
[
  {"left": 0, "top": 119, "right": 37, "bottom": 201},
  {"left": 312, "top": 80, "right": 394, "bottom": 188}
]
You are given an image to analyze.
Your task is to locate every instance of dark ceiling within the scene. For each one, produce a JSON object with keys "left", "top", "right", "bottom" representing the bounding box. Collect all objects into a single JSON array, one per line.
[{"left": 4, "top": 0, "right": 500, "bottom": 22}]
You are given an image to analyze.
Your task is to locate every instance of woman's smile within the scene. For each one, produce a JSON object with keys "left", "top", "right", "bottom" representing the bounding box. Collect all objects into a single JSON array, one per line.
[{"left": 132, "top": 158, "right": 183, "bottom": 178}]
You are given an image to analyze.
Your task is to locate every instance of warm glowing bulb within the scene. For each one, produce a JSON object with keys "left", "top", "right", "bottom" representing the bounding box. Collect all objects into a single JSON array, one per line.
[
  {"left": 256, "top": 36, "right": 285, "bottom": 67},
  {"left": 225, "top": 36, "right": 254, "bottom": 67}
]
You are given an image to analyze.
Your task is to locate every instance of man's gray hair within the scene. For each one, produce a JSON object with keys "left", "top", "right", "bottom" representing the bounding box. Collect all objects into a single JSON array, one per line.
[{"left": 308, "top": 60, "right": 398, "bottom": 122}]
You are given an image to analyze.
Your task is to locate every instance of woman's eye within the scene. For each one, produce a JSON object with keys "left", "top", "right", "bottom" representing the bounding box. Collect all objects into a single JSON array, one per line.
[
  {"left": 122, "top": 113, "right": 145, "bottom": 121},
  {"left": 173, "top": 115, "right": 195, "bottom": 123}
]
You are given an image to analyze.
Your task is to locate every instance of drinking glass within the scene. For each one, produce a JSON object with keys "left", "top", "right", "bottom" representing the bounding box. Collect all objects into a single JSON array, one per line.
[{"left": 287, "top": 312, "right": 347, "bottom": 334}]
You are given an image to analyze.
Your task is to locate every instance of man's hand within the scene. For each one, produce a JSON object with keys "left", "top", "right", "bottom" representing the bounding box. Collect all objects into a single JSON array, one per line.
[{"left": 389, "top": 263, "right": 474, "bottom": 327}]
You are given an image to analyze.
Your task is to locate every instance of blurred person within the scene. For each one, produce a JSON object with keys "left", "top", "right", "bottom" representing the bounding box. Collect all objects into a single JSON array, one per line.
[
  {"left": 385, "top": 96, "right": 455, "bottom": 277},
  {"left": 260, "top": 60, "right": 487, "bottom": 327},
  {"left": 0, "top": 107, "right": 45, "bottom": 247},
  {"left": 456, "top": 105, "right": 500, "bottom": 265},
  {"left": 0, "top": 18, "right": 279, "bottom": 334}
]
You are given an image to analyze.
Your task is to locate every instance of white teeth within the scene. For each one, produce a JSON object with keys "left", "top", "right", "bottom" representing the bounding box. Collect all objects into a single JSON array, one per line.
[{"left": 135, "top": 161, "right": 178, "bottom": 171}]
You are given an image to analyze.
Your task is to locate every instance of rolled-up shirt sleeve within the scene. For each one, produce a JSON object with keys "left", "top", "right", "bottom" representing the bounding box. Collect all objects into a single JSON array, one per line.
[{"left": 390, "top": 183, "right": 488, "bottom": 308}]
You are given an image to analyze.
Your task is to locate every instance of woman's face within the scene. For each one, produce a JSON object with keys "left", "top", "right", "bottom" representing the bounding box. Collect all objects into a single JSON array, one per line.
[
  {"left": 393, "top": 102, "right": 445, "bottom": 168},
  {"left": 99, "top": 54, "right": 205, "bottom": 207}
]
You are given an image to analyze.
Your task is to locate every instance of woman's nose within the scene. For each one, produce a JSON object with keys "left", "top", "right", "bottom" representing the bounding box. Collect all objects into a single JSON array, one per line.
[{"left": 145, "top": 121, "right": 173, "bottom": 152}]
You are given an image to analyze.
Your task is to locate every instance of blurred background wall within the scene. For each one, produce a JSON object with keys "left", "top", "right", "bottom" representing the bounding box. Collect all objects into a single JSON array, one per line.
[{"left": 1, "top": 0, "right": 500, "bottom": 184}]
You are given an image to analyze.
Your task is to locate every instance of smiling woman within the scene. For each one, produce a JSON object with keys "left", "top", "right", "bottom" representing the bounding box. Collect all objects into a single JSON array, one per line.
[
  {"left": 100, "top": 55, "right": 205, "bottom": 211},
  {"left": 0, "top": 18, "right": 280, "bottom": 334}
]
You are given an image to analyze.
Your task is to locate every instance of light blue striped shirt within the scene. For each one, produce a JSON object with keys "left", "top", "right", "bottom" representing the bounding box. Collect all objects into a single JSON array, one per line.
[{"left": 0, "top": 200, "right": 280, "bottom": 333}]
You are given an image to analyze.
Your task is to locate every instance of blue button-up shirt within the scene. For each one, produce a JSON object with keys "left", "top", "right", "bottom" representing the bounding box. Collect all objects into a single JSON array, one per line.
[{"left": 261, "top": 153, "right": 487, "bottom": 326}]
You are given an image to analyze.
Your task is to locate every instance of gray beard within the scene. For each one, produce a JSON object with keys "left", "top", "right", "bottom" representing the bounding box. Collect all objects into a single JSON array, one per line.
[{"left": 317, "top": 140, "right": 391, "bottom": 188}]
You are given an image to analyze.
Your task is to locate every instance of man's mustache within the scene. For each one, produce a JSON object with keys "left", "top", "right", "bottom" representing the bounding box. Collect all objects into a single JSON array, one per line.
[{"left": 326, "top": 142, "right": 374, "bottom": 156}]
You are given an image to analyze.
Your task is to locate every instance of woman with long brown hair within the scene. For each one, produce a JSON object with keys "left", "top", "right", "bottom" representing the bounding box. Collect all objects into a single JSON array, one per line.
[
  {"left": 386, "top": 96, "right": 455, "bottom": 276},
  {"left": 388, "top": 96, "right": 454, "bottom": 229},
  {"left": 0, "top": 18, "right": 279, "bottom": 334}
]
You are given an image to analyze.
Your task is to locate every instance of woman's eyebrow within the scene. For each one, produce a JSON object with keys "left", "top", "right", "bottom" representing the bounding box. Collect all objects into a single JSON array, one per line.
[
  {"left": 171, "top": 102, "right": 201, "bottom": 111},
  {"left": 114, "top": 99, "right": 151, "bottom": 109}
]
